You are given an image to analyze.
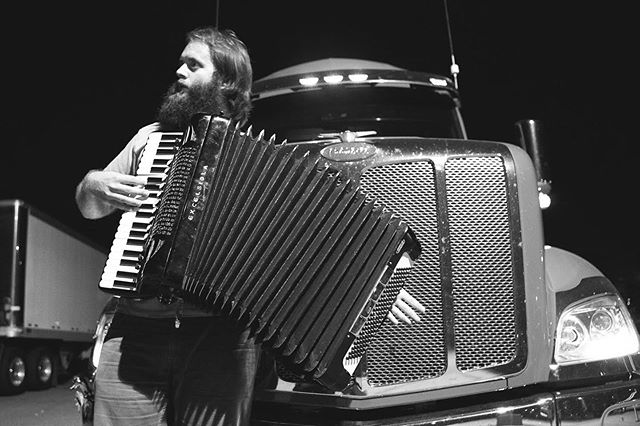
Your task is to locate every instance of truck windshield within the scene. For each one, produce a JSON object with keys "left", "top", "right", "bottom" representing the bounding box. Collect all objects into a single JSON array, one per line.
[{"left": 249, "top": 86, "right": 463, "bottom": 142}]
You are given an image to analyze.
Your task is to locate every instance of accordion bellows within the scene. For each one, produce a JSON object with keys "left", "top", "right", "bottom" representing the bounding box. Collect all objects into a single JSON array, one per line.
[{"left": 101, "top": 114, "right": 420, "bottom": 390}]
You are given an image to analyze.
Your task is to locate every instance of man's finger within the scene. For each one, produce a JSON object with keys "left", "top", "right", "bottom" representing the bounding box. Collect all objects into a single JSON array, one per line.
[
  {"left": 390, "top": 305, "right": 411, "bottom": 324},
  {"left": 386, "top": 312, "right": 399, "bottom": 325},
  {"left": 396, "top": 299, "right": 421, "bottom": 322},
  {"left": 398, "top": 289, "right": 426, "bottom": 313},
  {"left": 109, "top": 193, "right": 145, "bottom": 210},
  {"left": 111, "top": 183, "right": 150, "bottom": 199},
  {"left": 117, "top": 174, "right": 148, "bottom": 186}
]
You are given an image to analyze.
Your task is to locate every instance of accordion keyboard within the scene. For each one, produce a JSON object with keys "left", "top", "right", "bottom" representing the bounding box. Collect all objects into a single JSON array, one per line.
[{"left": 99, "top": 132, "right": 181, "bottom": 293}]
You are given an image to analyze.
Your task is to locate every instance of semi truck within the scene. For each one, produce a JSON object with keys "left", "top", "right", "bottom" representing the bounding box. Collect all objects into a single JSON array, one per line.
[
  {"left": 82, "top": 57, "right": 640, "bottom": 424},
  {"left": 244, "top": 58, "right": 640, "bottom": 423},
  {"left": 0, "top": 199, "right": 110, "bottom": 395}
]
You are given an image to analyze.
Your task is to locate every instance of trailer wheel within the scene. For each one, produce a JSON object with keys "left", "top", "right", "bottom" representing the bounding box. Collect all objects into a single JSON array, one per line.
[
  {"left": 26, "top": 347, "right": 56, "bottom": 390},
  {"left": 0, "top": 346, "right": 27, "bottom": 395}
]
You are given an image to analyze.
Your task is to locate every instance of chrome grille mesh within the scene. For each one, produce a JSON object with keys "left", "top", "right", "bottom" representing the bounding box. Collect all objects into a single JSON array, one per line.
[
  {"left": 360, "top": 162, "right": 446, "bottom": 386},
  {"left": 445, "top": 156, "right": 516, "bottom": 371},
  {"left": 359, "top": 155, "right": 517, "bottom": 386}
]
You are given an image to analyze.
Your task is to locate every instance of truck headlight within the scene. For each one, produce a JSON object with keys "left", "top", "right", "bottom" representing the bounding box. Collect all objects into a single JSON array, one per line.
[{"left": 554, "top": 295, "right": 639, "bottom": 365}]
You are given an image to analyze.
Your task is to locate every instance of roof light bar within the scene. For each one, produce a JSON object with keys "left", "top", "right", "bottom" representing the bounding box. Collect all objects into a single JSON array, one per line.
[
  {"left": 323, "top": 74, "right": 344, "bottom": 84},
  {"left": 429, "top": 77, "right": 449, "bottom": 87},
  {"left": 348, "top": 73, "right": 368, "bottom": 82},
  {"left": 299, "top": 76, "right": 319, "bottom": 86}
]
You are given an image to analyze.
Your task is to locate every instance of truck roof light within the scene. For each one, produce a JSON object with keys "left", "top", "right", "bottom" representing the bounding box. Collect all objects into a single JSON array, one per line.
[
  {"left": 348, "top": 73, "right": 368, "bottom": 82},
  {"left": 323, "top": 74, "right": 344, "bottom": 84},
  {"left": 429, "top": 77, "right": 449, "bottom": 87},
  {"left": 299, "top": 76, "right": 319, "bottom": 86}
]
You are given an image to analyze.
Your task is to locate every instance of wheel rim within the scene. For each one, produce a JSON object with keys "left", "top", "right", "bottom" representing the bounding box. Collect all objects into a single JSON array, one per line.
[
  {"left": 37, "top": 356, "right": 53, "bottom": 383},
  {"left": 9, "top": 357, "right": 26, "bottom": 387}
]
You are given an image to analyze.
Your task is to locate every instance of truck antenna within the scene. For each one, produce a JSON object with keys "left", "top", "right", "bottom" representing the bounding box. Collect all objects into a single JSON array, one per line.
[
  {"left": 443, "top": 0, "right": 460, "bottom": 90},
  {"left": 215, "top": 0, "right": 220, "bottom": 28}
]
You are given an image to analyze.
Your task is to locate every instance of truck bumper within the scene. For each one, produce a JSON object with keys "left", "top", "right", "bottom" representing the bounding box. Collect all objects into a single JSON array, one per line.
[{"left": 252, "top": 377, "right": 640, "bottom": 425}]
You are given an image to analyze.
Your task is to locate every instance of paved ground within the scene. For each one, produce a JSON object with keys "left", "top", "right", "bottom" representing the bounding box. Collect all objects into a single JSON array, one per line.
[{"left": 0, "top": 378, "right": 81, "bottom": 426}]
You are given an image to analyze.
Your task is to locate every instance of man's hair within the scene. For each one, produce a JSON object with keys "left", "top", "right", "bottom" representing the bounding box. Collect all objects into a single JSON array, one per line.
[{"left": 186, "top": 27, "right": 253, "bottom": 126}]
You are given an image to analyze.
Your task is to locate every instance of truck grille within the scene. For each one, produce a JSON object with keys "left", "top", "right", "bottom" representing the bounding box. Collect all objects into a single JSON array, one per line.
[
  {"left": 361, "top": 162, "right": 446, "bottom": 384},
  {"left": 360, "top": 155, "right": 519, "bottom": 387}
]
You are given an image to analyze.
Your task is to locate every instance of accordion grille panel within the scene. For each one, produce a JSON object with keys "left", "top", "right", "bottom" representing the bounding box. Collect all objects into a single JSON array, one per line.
[
  {"left": 445, "top": 156, "right": 517, "bottom": 371},
  {"left": 360, "top": 162, "right": 446, "bottom": 386},
  {"left": 359, "top": 156, "right": 517, "bottom": 386}
]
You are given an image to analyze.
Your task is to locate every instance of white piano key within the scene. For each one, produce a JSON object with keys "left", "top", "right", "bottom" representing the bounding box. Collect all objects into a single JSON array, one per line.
[
  {"left": 100, "top": 273, "right": 136, "bottom": 284},
  {"left": 107, "top": 264, "right": 141, "bottom": 275},
  {"left": 114, "top": 229, "right": 147, "bottom": 240}
]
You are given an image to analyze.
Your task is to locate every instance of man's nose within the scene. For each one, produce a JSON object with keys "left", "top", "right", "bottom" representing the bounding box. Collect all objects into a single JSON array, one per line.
[{"left": 176, "top": 63, "right": 189, "bottom": 80}]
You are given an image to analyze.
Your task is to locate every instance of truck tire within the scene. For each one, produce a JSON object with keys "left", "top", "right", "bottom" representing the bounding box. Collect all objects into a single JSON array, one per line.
[
  {"left": 26, "top": 346, "right": 56, "bottom": 390},
  {"left": 0, "top": 346, "right": 27, "bottom": 395}
]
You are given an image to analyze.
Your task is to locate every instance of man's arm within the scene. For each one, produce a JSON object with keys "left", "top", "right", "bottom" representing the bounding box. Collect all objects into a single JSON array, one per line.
[{"left": 75, "top": 170, "right": 149, "bottom": 219}]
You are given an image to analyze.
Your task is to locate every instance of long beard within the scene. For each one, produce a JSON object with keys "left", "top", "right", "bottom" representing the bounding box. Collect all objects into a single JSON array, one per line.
[{"left": 156, "top": 80, "right": 227, "bottom": 130}]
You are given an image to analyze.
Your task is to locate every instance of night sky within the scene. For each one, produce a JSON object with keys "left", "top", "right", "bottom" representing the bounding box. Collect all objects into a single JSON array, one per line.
[{"left": 2, "top": 1, "right": 638, "bottom": 306}]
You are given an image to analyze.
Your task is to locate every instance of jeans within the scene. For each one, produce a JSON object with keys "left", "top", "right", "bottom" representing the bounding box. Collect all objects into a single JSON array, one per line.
[{"left": 93, "top": 313, "right": 260, "bottom": 426}]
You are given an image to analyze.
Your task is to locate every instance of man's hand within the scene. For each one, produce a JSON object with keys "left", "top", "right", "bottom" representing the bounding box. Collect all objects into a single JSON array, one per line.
[
  {"left": 76, "top": 170, "right": 149, "bottom": 219},
  {"left": 387, "top": 289, "right": 425, "bottom": 325}
]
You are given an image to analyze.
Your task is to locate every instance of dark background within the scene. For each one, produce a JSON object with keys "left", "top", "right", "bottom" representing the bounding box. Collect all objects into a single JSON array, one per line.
[{"left": 1, "top": 1, "right": 637, "bottom": 306}]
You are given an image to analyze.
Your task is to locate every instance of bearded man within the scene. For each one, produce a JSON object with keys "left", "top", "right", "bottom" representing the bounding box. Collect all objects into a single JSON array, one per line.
[{"left": 75, "top": 27, "right": 258, "bottom": 426}]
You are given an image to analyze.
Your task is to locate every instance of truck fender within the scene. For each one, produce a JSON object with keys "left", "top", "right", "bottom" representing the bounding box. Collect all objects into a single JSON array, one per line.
[{"left": 544, "top": 245, "right": 603, "bottom": 293}]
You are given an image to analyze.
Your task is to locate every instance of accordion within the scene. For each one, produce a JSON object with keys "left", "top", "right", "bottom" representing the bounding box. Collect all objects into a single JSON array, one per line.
[{"left": 99, "top": 114, "right": 420, "bottom": 390}]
